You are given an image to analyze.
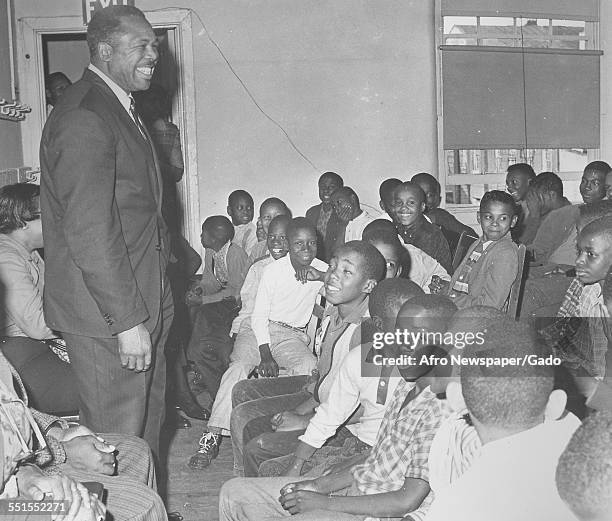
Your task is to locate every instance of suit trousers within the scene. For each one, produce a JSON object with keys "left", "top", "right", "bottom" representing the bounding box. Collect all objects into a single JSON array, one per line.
[{"left": 62, "top": 283, "right": 174, "bottom": 457}]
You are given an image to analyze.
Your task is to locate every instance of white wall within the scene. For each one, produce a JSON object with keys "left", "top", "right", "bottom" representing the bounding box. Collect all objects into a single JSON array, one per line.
[
  {"left": 46, "top": 39, "right": 89, "bottom": 83},
  {"left": 14, "top": 0, "right": 438, "bottom": 222}
]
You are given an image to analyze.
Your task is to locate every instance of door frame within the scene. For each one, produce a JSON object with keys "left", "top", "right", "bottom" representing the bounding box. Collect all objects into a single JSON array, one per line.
[{"left": 16, "top": 8, "right": 201, "bottom": 245}]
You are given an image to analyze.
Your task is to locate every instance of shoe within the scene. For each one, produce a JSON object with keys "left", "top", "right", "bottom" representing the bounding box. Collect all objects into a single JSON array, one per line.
[
  {"left": 188, "top": 431, "right": 220, "bottom": 469},
  {"left": 175, "top": 392, "right": 211, "bottom": 420},
  {"left": 167, "top": 512, "right": 183, "bottom": 521}
]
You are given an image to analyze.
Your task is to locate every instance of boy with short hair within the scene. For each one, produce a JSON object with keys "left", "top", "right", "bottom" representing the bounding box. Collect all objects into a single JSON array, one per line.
[
  {"left": 189, "top": 218, "right": 326, "bottom": 469},
  {"left": 185, "top": 216, "right": 250, "bottom": 402},
  {"left": 235, "top": 241, "right": 386, "bottom": 477},
  {"left": 550, "top": 215, "right": 612, "bottom": 382},
  {"left": 228, "top": 189, "right": 257, "bottom": 256},
  {"left": 505, "top": 163, "right": 536, "bottom": 242},
  {"left": 390, "top": 181, "right": 452, "bottom": 274},
  {"left": 249, "top": 197, "right": 292, "bottom": 263},
  {"left": 363, "top": 220, "right": 449, "bottom": 291},
  {"left": 430, "top": 191, "right": 519, "bottom": 310},
  {"left": 425, "top": 319, "right": 581, "bottom": 521},
  {"left": 331, "top": 186, "right": 378, "bottom": 245},
  {"left": 556, "top": 410, "right": 612, "bottom": 521},
  {"left": 411, "top": 173, "right": 476, "bottom": 238},
  {"left": 379, "top": 178, "right": 402, "bottom": 218},
  {"left": 580, "top": 161, "right": 610, "bottom": 205},
  {"left": 219, "top": 282, "right": 448, "bottom": 521},
  {"left": 305, "top": 172, "right": 345, "bottom": 262}
]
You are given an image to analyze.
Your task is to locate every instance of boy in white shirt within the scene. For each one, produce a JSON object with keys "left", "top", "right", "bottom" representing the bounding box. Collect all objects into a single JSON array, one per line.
[{"left": 189, "top": 218, "right": 326, "bottom": 470}]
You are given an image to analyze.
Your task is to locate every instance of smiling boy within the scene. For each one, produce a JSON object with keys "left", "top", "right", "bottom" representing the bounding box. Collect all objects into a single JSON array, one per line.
[
  {"left": 249, "top": 197, "right": 292, "bottom": 263},
  {"left": 431, "top": 190, "right": 519, "bottom": 310},
  {"left": 390, "top": 182, "right": 452, "bottom": 274}
]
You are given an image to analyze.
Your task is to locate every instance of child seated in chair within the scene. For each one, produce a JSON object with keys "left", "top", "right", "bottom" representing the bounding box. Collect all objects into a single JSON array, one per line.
[
  {"left": 549, "top": 215, "right": 612, "bottom": 384},
  {"left": 430, "top": 190, "right": 519, "bottom": 310},
  {"left": 390, "top": 181, "right": 453, "bottom": 274},
  {"left": 249, "top": 197, "right": 292, "bottom": 263},
  {"left": 411, "top": 173, "right": 476, "bottom": 238},
  {"left": 185, "top": 216, "right": 250, "bottom": 401},
  {"left": 189, "top": 218, "right": 327, "bottom": 470},
  {"left": 228, "top": 189, "right": 257, "bottom": 256}
]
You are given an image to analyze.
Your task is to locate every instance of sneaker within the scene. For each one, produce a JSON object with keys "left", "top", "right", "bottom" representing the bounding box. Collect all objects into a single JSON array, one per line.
[{"left": 188, "top": 431, "right": 220, "bottom": 469}]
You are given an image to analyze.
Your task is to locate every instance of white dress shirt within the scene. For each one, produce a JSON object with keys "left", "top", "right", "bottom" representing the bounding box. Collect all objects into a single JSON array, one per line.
[
  {"left": 88, "top": 64, "right": 133, "bottom": 117},
  {"left": 251, "top": 255, "right": 327, "bottom": 346},
  {"left": 344, "top": 208, "right": 379, "bottom": 242}
]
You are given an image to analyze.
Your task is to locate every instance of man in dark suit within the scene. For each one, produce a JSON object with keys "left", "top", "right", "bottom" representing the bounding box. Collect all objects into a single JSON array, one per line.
[{"left": 39, "top": 5, "right": 172, "bottom": 457}]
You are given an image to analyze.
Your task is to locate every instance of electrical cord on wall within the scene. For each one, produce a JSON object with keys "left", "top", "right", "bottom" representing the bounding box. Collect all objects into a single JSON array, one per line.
[{"left": 150, "top": 6, "right": 320, "bottom": 173}]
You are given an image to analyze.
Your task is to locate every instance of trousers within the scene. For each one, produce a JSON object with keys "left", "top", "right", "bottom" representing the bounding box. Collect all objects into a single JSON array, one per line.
[{"left": 207, "top": 320, "right": 316, "bottom": 434}]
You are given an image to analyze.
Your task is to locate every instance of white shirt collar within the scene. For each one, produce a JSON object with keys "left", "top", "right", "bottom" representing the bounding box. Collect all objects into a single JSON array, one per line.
[{"left": 88, "top": 64, "right": 133, "bottom": 116}]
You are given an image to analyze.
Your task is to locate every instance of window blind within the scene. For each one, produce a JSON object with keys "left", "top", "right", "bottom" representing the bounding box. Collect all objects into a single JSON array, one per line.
[{"left": 441, "top": 46, "right": 601, "bottom": 149}]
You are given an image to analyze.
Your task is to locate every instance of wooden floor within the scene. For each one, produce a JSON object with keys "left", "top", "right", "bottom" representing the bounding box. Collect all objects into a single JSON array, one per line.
[{"left": 162, "top": 417, "right": 234, "bottom": 521}]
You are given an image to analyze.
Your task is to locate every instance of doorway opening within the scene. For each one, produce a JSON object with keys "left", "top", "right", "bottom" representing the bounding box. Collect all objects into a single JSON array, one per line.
[{"left": 17, "top": 10, "right": 200, "bottom": 245}]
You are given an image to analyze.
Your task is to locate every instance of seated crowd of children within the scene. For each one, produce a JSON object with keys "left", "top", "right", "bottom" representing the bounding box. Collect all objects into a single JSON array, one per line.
[{"left": 175, "top": 163, "right": 612, "bottom": 519}]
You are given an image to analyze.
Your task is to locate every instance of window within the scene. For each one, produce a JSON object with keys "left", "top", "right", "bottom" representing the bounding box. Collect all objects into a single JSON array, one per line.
[{"left": 436, "top": 1, "right": 602, "bottom": 207}]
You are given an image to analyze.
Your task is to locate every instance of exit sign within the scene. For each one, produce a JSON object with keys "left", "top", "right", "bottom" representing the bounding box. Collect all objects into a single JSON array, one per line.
[{"left": 82, "top": 0, "right": 135, "bottom": 25}]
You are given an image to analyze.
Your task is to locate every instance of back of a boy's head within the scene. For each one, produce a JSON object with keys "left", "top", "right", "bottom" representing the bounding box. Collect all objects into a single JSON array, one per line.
[
  {"left": 228, "top": 189, "right": 253, "bottom": 206},
  {"left": 260, "top": 197, "right": 291, "bottom": 217},
  {"left": 203, "top": 215, "right": 234, "bottom": 242},
  {"left": 368, "top": 278, "right": 423, "bottom": 321},
  {"left": 556, "top": 410, "right": 612, "bottom": 521},
  {"left": 364, "top": 229, "right": 405, "bottom": 257},
  {"left": 579, "top": 199, "right": 612, "bottom": 229},
  {"left": 287, "top": 217, "right": 315, "bottom": 239},
  {"left": 531, "top": 171, "right": 564, "bottom": 198},
  {"left": 584, "top": 160, "right": 612, "bottom": 176},
  {"left": 579, "top": 215, "right": 612, "bottom": 246},
  {"left": 396, "top": 293, "right": 457, "bottom": 330},
  {"left": 379, "top": 178, "right": 402, "bottom": 203},
  {"left": 507, "top": 163, "right": 536, "bottom": 180},
  {"left": 411, "top": 172, "right": 440, "bottom": 193},
  {"left": 335, "top": 240, "right": 386, "bottom": 282},
  {"left": 479, "top": 190, "right": 516, "bottom": 214},
  {"left": 362, "top": 219, "right": 397, "bottom": 240},
  {"left": 461, "top": 318, "right": 554, "bottom": 430},
  {"left": 319, "top": 171, "right": 343, "bottom": 186}
]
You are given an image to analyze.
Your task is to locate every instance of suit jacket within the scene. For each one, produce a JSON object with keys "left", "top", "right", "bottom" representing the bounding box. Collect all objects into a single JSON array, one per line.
[
  {"left": 447, "top": 234, "right": 519, "bottom": 310},
  {"left": 40, "top": 68, "right": 170, "bottom": 338}
]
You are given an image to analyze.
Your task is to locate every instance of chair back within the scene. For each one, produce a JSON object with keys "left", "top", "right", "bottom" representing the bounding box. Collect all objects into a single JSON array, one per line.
[
  {"left": 451, "top": 232, "right": 479, "bottom": 273},
  {"left": 505, "top": 244, "right": 527, "bottom": 319}
]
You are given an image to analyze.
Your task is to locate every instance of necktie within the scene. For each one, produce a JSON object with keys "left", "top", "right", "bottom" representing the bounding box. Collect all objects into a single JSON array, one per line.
[{"left": 129, "top": 96, "right": 149, "bottom": 142}]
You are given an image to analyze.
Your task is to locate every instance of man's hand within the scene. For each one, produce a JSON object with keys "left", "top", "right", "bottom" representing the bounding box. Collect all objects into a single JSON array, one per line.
[
  {"left": 295, "top": 266, "right": 325, "bottom": 284},
  {"left": 334, "top": 204, "right": 353, "bottom": 223},
  {"left": 257, "top": 345, "right": 279, "bottom": 377},
  {"left": 16, "top": 466, "right": 104, "bottom": 521},
  {"left": 64, "top": 435, "right": 116, "bottom": 475},
  {"left": 117, "top": 323, "right": 152, "bottom": 372},
  {"left": 280, "top": 480, "right": 319, "bottom": 496},
  {"left": 48, "top": 425, "right": 95, "bottom": 443},
  {"left": 279, "top": 488, "right": 329, "bottom": 515},
  {"left": 270, "top": 411, "right": 310, "bottom": 432}
]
